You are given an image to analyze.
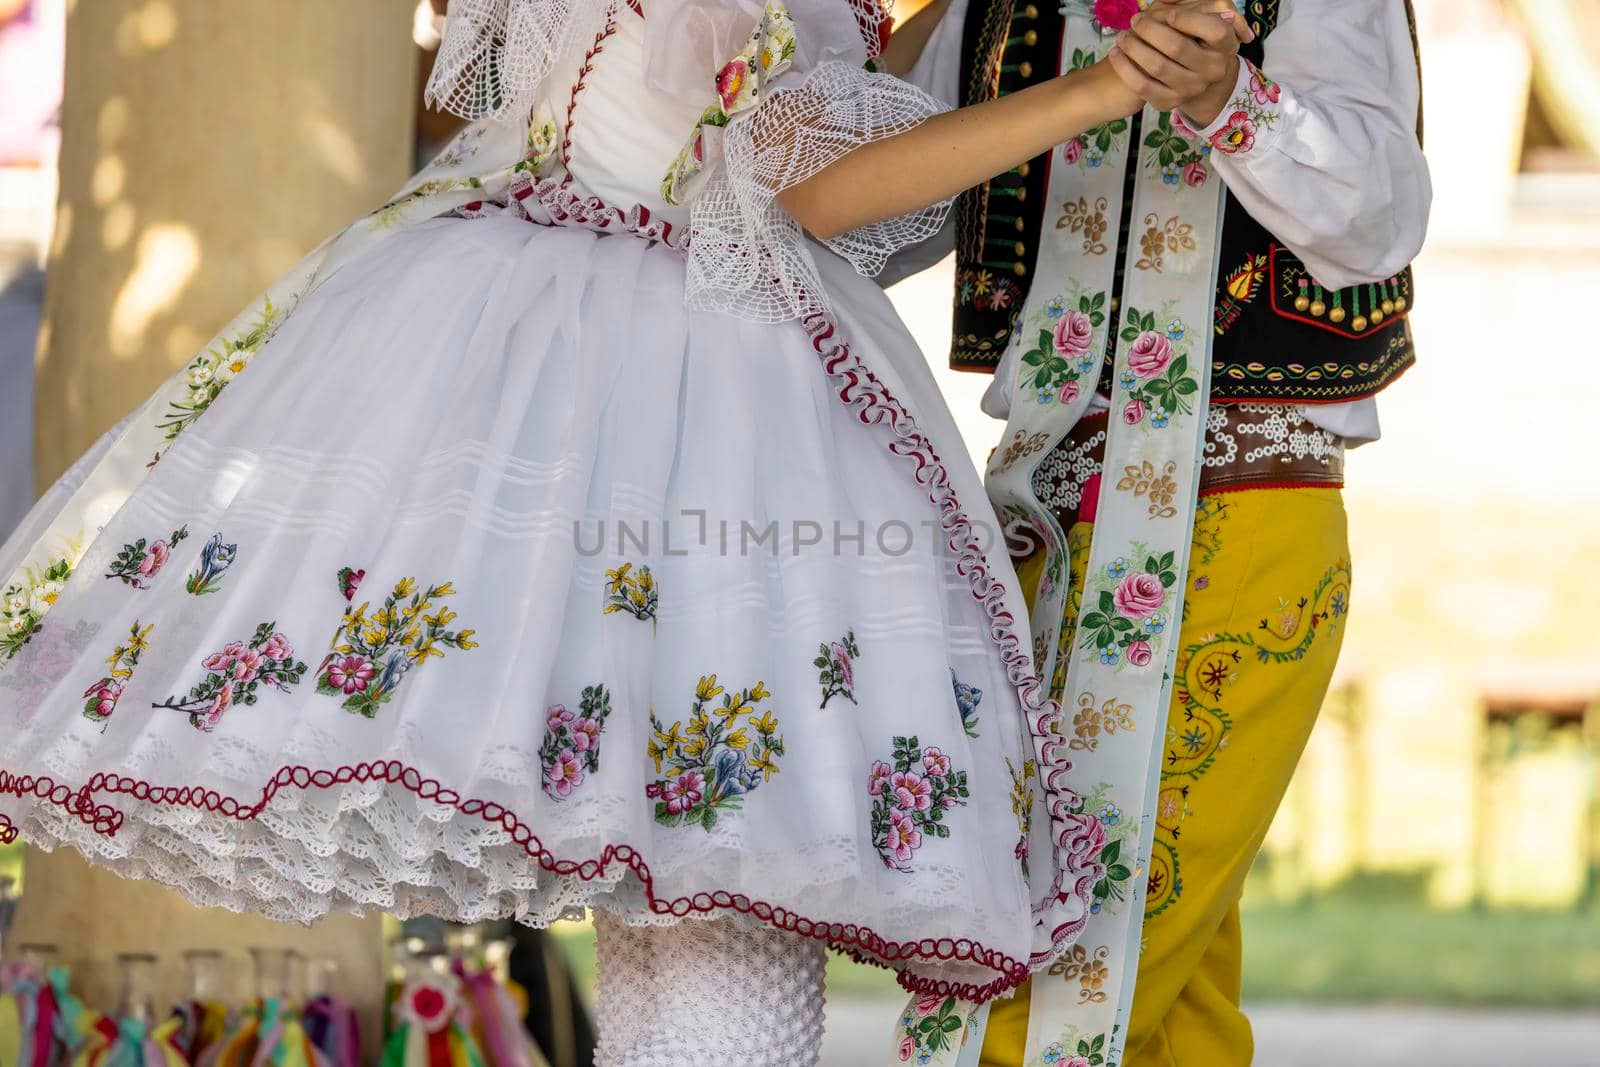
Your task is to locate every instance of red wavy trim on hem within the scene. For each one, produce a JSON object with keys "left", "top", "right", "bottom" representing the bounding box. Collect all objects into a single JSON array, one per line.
[
  {"left": 482, "top": 176, "right": 682, "bottom": 250},
  {"left": 796, "top": 310, "right": 1101, "bottom": 968},
  {"left": 0, "top": 762, "right": 1028, "bottom": 1003}
]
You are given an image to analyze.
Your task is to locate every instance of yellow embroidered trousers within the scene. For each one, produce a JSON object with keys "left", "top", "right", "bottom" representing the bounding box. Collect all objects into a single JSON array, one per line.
[{"left": 983, "top": 487, "right": 1351, "bottom": 1067}]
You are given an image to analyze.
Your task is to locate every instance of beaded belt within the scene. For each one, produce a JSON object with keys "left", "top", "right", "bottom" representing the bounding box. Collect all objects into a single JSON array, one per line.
[{"left": 1029, "top": 403, "right": 1345, "bottom": 528}]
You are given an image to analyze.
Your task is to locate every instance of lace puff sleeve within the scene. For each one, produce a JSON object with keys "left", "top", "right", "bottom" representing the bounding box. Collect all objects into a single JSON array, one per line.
[{"left": 669, "top": 0, "right": 953, "bottom": 321}]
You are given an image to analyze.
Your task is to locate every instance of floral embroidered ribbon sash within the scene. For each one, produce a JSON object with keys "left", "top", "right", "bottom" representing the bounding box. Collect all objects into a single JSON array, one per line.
[{"left": 891, "top": 3, "right": 1245, "bottom": 1064}]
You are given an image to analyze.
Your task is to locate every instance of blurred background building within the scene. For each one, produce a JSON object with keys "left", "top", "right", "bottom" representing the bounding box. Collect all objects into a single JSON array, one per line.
[{"left": 0, "top": 0, "right": 1596, "bottom": 1064}]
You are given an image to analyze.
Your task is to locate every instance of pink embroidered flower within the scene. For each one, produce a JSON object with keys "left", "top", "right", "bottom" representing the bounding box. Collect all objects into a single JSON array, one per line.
[
  {"left": 662, "top": 771, "right": 705, "bottom": 815},
  {"left": 196, "top": 680, "right": 234, "bottom": 731},
  {"left": 831, "top": 643, "right": 854, "bottom": 689},
  {"left": 1249, "top": 66, "right": 1280, "bottom": 105},
  {"left": 1182, "top": 161, "right": 1209, "bottom": 187},
  {"left": 572, "top": 716, "right": 602, "bottom": 752},
  {"left": 1170, "top": 109, "right": 1200, "bottom": 140},
  {"left": 1210, "top": 111, "right": 1257, "bottom": 155},
  {"left": 922, "top": 747, "right": 951, "bottom": 778},
  {"left": 915, "top": 992, "right": 944, "bottom": 1017},
  {"left": 1053, "top": 310, "right": 1094, "bottom": 360},
  {"left": 230, "top": 647, "right": 264, "bottom": 683},
  {"left": 1059, "top": 381, "right": 1081, "bottom": 405},
  {"left": 544, "top": 749, "right": 584, "bottom": 797},
  {"left": 1063, "top": 1057, "right": 1093, "bottom": 1067},
  {"left": 868, "top": 760, "right": 894, "bottom": 796},
  {"left": 83, "top": 679, "right": 122, "bottom": 719},
  {"left": 1126, "top": 640, "right": 1154, "bottom": 667},
  {"left": 260, "top": 632, "right": 293, "bottom": 663},
  {"left": 715, "top": 58, "right": 749, "bottom": 112},
  {"left": 1127, "top": 331, "right": 1173, "bottom": 378},
  {"left": 339, "top": 567, "right": 366, "bottom": 602},
  {"left": 546, "top": 704, "right": 574, "bottom": 731},
  {"left": 1114, "top": 573, "right": 1166, "bottom": 620},
  {"left": 892, "top": 770, "right": 933, "bottom": 813},
  {"left": 988, "top": 287, "right": 1013, "bottom": 311},
  {"left": 1121, "top": 398, "right": 1147, "bottom": 425},
  {"left": 138, "top": 540, "right": 171, "bottom": 577},
  {"left": 1093, "top": 0, "right": 1142, "bottom": 31},
  {"left": 645, "top": 782, "right": 663, "bottom": 799},
  {"left": 203, "top": 641, "right": 245, "bottom": 672},
  {"left": 899, "top": 1035, "right": 916, "bottom": 1062},
  {"left": 325, "top": 655, "right": 375, "bottom": 695},
  {"left": 1062, "top": 137, "right": 1085, "bottom": 165},
  {"left": 1015, "top": 836, "right": 1030, "bottom": 863},
  {"left": 885, "top": 809, "right": 923, "bottom": 865}
]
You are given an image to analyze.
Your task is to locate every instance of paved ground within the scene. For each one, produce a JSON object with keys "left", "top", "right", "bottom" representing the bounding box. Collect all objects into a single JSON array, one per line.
[{"left": 820, "top": 999, "right": 1600, "bottom": 1066}]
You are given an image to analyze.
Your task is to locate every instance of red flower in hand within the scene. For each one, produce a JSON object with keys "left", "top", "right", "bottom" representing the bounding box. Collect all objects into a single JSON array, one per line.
[{"left": 1094, "top": 0, "right": 1143, "bottom": 31}]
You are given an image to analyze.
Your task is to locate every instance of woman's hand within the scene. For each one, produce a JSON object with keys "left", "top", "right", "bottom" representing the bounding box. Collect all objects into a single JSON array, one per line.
[{"left": 1107, "top": 1, "right": 1253, "bottom": 120}]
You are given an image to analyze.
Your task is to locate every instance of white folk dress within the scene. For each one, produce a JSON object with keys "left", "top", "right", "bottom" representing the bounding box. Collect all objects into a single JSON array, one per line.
[{"left": 0, "top": 0, "right": 1103, "bottom": 1003}]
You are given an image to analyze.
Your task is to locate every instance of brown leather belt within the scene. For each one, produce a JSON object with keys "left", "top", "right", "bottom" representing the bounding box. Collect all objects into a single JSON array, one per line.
[{"left": 1026, "top": 403, "right": 1345, "bottom": 528}]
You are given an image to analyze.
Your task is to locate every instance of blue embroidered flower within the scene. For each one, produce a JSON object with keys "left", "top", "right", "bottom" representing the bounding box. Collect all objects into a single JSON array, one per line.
[
  {"left": 1107, "top": 559, "right": 1129, "bottom": 580},
  {"left": 1038, "top": 387, "right": 1054, "bottom": 405},
  {"left": 918, "top": 1051, "right": 932, "bottom": 1065},
  {"left": 1120, "top": 370, "right": 1137, "bottom": 390},
  {"left": 1043, "top": 1045, "right": 1065, "bottom": 1065},
  {"left": 1167, "top": 320, "right": 1186, "bottom": 340},
  {"left": 901, "top": 1010, "right": 916, "bottom": 1029},
  {"left": 1201, "top": 142, "right": 1213, "bottom": 157},
  {"left": 1180, "top": 726, "right": 1207, "bottom": 753},
  {"left": 1046, "top": 296, "right": 1066, "bottom": 318},
  {"left": 1100, "top": 803, "right": 1121, "bottom": 827},
  {"left": 952, "top": 669, "right": 983, "bottom": 739},
  {"left": 1099, "top": 649, "right": 1119, "bottom": 666},
  {"left": 1076, "top": 355, "right": 1097, "bottom": 374},
  {"left": 1162, "top": 163, "right": 1181, "bottom": 185},
  {"left": 1152, "top": 409, "right": 1171, "bottom": 428},
  {"left": 1090, "top": 899, "right": 1103, "bottom": 914},
  {"left": 1086, "top": 146, "right": 1105, "bottom": 167},
  {"left": 1145, "top": 614, "right": 1167, "bottom": 636},
  {"left": 185, "top": 532, "right": 237, "bottom": 596}
]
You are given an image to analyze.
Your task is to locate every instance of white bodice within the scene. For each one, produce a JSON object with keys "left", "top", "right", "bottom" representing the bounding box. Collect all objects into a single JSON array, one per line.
[{"left": 531, "top": 3, "right": 711, "bottom": 228}]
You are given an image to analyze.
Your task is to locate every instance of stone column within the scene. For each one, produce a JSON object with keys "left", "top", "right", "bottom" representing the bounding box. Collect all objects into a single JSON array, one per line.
[{"left": 22, "top": 0, "right": 418, "bottom": 1043}]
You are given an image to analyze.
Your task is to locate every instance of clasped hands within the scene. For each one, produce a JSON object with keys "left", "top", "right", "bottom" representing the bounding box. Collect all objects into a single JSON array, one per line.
[{"left": 1105, "top": 0, "right": 1255, "bottom": 128}]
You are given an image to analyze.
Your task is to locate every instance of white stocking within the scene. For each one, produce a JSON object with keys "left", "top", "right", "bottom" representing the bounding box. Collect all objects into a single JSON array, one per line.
[{"left": 593, "top": 910, "right": 828, "bottom": 1066}]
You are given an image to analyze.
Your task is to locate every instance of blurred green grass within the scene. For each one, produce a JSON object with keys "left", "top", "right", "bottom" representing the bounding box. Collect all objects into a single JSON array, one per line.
[{"left": 550, "top": 872, "right": 1600, "bottom": 1008}]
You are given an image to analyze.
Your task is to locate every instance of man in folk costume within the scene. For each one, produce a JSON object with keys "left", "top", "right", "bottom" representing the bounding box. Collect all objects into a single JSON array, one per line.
[{"left": 882, "top": 0, "right": 1429, "bottom": 1063}]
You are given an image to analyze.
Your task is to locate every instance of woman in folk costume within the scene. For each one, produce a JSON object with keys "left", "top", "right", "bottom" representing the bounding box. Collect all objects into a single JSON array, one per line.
[{"left": 0, "top": 0, "right": 1248, "bottom": 1062}]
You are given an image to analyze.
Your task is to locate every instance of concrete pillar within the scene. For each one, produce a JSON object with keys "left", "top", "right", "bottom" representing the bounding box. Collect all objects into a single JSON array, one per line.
[
  {"left": 35, "top": 0, "right": 418, "bottom": 485},
  {"left": 21, "top": 0, "right": 419, "bottom": 1043}
]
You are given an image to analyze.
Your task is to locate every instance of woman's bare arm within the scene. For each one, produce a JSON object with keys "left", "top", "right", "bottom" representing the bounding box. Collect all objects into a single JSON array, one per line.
[{"left": 779, "top": 61, "right": 1142, "bottom": 240}]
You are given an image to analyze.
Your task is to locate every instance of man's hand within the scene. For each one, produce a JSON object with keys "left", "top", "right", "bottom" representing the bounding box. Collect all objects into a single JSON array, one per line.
[{"left": 1107, "top": 1, "right": 1251, "bottom": 124}]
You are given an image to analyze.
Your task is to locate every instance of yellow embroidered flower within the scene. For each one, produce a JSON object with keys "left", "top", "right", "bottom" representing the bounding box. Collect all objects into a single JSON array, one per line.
[
  {"left": 747, "top": 751, "right": 779, "bottom": 781},
  {"left": 750, "top": 710, "right": 779, "bottom": 736},
  {"left": 696, "top": 675, "right": 724, "bottom": 701},
  {"left": 725, "top": 729, "right": 751, "bottom": 750},
  {"left": 431, "top": 582, "right": 456, "bottom": 598},
  {"left": 654, "top": 722, "right": 686, "bottom": 751},
  {"left": 647, "top": 738, "right": 666, "bottom": 773},
  {"left": 682, "top": 737, "right": 707, "bottom": 759},
  {"left": 393, "top": 578, "right": 416, "bottom": 598},
  {"left": 748, "top": 680, "right": 770, "bottom": 702},
  {"left": 687, "top": 710, "right": 711, "bottom": 737},
  {"left": 456, "top": 629, "right": 478, "bottom": 650}
]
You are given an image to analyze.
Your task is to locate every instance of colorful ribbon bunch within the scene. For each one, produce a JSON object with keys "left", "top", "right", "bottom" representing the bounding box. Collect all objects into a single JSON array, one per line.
[{"left": 382, "top": 967, "right": 548, "bottom": 1067}]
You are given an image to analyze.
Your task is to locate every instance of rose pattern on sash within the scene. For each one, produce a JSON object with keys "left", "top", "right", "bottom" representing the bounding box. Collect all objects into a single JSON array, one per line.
[
  {"left": 647, "top": 676, "right": 782, "bottom": 830},
  {"left": 540, "top": 684, "right": 614, "bottom": 799},
  {"left": 1115, "top": 307, "right": 1198, "bottom": 430},
  {"left": 1062, "top": 48, "right": 1131, "bottom": 170},
  {"left": 1142, "top": 111, "right": 1213, "bottom": 187},
  {"left": 1078, "top": 549, "right": 1176, "bottom": 669},
  {"left": 315, "top": 573, "right": 478, "bottom": 718},
  {"left": 1019, "top": 289, "right": 1109, "bottom": 407},
  {"left": 868, "top": 736, "right": 969, "bottom": 871},
  {"left": 105, "top": 526, "right": 190, "bottom": 589},
  {"left": 153, "top": 623, "right": 308, "bottom": 733},
  {"left": 896, "top": 994, "right": 969, "bottom": 1064}
]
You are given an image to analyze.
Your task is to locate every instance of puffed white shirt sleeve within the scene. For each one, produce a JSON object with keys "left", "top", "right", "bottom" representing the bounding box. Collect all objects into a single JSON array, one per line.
[{"left": 1183, "top": 0, "right": 1432, "bottom": 289}]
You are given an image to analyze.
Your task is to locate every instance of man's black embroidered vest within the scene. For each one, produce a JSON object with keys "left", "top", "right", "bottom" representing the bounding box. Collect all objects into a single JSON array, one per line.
[{"left": 951, "top": 0, "right": 1420, "bottom": 404}]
